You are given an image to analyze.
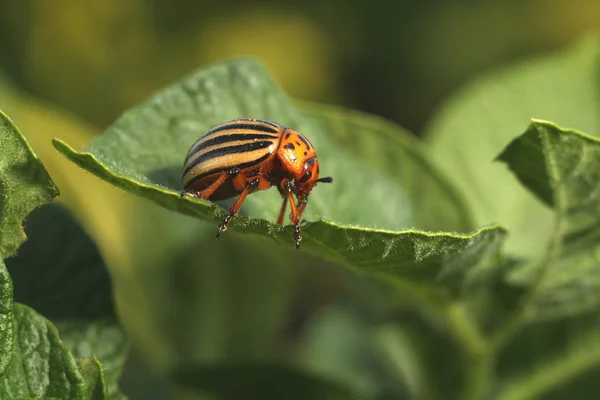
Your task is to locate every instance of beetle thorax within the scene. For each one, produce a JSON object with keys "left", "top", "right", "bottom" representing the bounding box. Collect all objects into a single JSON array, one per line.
[{"left": 276, "top": 130, "right": 318, "bottom": 179}]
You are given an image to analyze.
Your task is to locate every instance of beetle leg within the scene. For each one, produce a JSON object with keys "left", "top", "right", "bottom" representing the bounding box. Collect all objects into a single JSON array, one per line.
[
  {"left": 197, "top": 173, "right": 229, "bottom": 199},
  {"left": 183, "top": 167, "right": 240, "bottom": 200},
  {"left": 281, "top": 180, "right": 301, "bottom": 250},
  {"left": 290, "top": 200, "right": 302, "bottom": 250},
  {"left": 297, "top": 196, "right": 308, "bottom": 220},
  {"left": 216, "top": 177, "right": 259, "bottom": 239},
  {"left": 277, "top": 195, "right": 288, "bottom": 225}
]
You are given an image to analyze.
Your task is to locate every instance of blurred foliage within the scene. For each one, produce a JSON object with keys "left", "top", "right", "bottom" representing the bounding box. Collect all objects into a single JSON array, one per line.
[
  {"left": 46, "top": 34, "right": 600, "bottom": 400},
  {"left": 2, "top": 1, "right": 600, "bottom": 399},
  {"left": 1, "top": 0, "right": 599, "bottom": 133},
  {"left": 0, "top": 73, "right": 135, "bottom": 273},
  {"left": 425, "top": 36, "right": 600, "bottom": 258}
]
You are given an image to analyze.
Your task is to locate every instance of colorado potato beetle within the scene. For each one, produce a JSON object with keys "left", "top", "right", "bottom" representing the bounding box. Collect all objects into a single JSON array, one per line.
[{"left": 180, "top": 118, "right": 332, "bottom": 249}]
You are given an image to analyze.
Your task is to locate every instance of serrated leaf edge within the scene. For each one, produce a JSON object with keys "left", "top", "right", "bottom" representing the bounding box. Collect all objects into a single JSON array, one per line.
[{"left": 52, "top": 137, "right": 505, "bottom": 240}]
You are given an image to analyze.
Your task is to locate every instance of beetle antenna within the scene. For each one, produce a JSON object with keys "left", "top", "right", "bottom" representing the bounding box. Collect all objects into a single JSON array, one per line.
[{"left": 317, "top": 177, "right": 333, "bottom": 183}]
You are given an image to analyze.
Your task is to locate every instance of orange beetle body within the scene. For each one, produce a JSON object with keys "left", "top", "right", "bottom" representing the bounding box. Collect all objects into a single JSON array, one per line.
[{"left": 180, "top": 118, "right": 332, "bottom": 249}]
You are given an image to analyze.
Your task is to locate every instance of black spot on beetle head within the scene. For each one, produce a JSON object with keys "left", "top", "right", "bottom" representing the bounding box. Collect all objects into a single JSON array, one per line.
[{"left": 299, "top": 171, "right": 312, "bottom": 183}]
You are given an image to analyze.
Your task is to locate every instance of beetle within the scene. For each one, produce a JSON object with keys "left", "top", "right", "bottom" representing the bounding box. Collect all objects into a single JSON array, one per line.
[{"left": 180, "top": 118, "right": 332, "bottom": 249}]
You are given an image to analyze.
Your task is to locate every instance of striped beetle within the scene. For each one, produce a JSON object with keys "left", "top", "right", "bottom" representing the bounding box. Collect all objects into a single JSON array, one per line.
[{"left": 180, "top": 118, "right": 332, "bottom": 249}]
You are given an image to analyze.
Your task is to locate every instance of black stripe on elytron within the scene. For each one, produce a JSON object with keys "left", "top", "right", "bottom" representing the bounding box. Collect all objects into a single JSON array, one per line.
[
  {"left": 189, "top": 133, "right": 278, "bottom": 157},
  {"left": 253, "top": 119, "right": 281, "bottom": 128},
  {"left": 183, "top": 140, "right": 274, "bottom": 176},
  {"left": 297, "top": 134, "right": 311, "bottom": 151},
  {"left": 206, "top": 122, "right": 279, "bottom": 137},
  {"left": 183, "top": 152, "right": 273, "bottom": 189}
]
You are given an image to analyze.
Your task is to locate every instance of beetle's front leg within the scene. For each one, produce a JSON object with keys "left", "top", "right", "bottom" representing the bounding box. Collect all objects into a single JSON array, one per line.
[
  {"left": 296, "top": 195, "right": 308, "bottom": 219},
  {"left": 280, "top": 178, "right": 302, "bottom": 249}
]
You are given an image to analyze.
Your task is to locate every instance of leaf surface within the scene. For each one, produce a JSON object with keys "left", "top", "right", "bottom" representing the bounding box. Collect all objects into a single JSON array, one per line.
[
  {"left": 425, "top": 36, "right": 600, "bottom": 258},
  {"left": 52, "top": 58, "right": 474, "bottom": 256},
  {"left": 0, "top": 110, "right": 58, "bottom": 258},
  {"left": 0, "top": 303, "right": 91, "bottom": 400},
  {"left": 79, "top": 358, "right": 109, "bottom": 400},
  {"left": 495, "top": 120, "right": 600, "bottom": 399},
  {"left": 5, "top": 203, "right": 128, "bottom": 399},
  {"left": 0, "top": 109, "right": 113, "bottom": 399},
  {"left": 297, "top": 102, "right": 474, "bottom": 232},
  {"left": 50, "top": 58, "right": 510, "bottom": 399},
  {"left": 497, "top": 119, "right": 600, "bottom": 320},
  {"left": 0, "top": 109, "right": 60, "bottom": 377}
]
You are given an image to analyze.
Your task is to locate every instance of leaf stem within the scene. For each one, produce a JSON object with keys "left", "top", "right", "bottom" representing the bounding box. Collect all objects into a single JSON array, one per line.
[
  {"left": 447, "top": 303, "right": 494, "bottom": 400},
  {"left": 463, "top": 348, "right": 494, "bottom": 400},
  {"left": 446, "top": 303, "right": 488, "bottom": 355}
]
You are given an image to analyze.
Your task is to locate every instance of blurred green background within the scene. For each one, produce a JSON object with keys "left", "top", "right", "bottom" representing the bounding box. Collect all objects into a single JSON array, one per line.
[{"left": 1, "top": 1, "right": 599, "bottom": 399}]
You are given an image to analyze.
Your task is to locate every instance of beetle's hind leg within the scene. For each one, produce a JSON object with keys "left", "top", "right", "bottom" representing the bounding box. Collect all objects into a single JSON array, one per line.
[
  {"left": 216, "top": 177, "right": 260, "bottom": 239},
  {"left": 182, "top": 167, "right": 239, "bottom": 200}
]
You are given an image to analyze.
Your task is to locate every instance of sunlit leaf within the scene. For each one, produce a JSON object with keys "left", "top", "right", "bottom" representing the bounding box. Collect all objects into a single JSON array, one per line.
[
  {"left": 425, "top": 35, "right": 600, "bottom": 258},
  {"left": 495, "top": 120, "right": 600, "bottom": 399}
]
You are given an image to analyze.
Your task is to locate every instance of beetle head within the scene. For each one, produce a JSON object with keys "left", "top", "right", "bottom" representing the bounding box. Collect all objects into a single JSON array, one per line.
[
  {"left": 278, "top": 130, "right": 332, "bottom": 195},
  {"left": 294, "top": 156, "right": 333, "bottom": 196}
]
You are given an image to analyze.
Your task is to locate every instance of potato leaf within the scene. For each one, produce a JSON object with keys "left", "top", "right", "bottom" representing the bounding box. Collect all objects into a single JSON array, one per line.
[
  {"left": 50, "top": 58, "right": 508, "bottom": 399},
  {"left": 0, "top": 304, "right": 88, "bottom": 399},
  {"left": 0, "top": 109, "right": 113, "bottom": 399},
  {"left": 5, "top": 203, "right": 128, "bottom": 400},
  {"left": 0, "top": 110, "right": 58, "bottom": 258},
  {"left": 497, "top": 119, "right": 600, "bottom": 320},
  {"left": 495, "top": 120, "right": 600, "bottom": 399},
  {"left": 51, "top": 58, "right": 502, "bottom": 289},
  {"left": 425, "top": 35, "right": 600, "bottom": 259}
]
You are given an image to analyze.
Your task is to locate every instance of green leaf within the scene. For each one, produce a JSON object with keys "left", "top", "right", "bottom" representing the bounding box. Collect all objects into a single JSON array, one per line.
[
  {"left": 115, "top": 216, "right": 385, "bottom": 398},
  {"left": 297, "top": 101, "right": 474, "bottom": 232},
  {"left": 0, "top": 302, "right": 100, "bottom": 400},
  {"left": 79, "top": 358, "right": 108, "bottom": 400},
  {"left": 493, "top": 120, "right": 600, "bottom": 399},
  {"left": 5, "top": 203, "right": 128, "bottom": 400},
  {"left": 0, "top": 110, "right": 112, "bottom": 398},
  {"left": 50, "top": 58, "right": 510, "bottom": 399},
  {"left": 0, "top": 247, "right": 13, "bottom": 377},
  {"left": 0, "top": 109, "right": 58, "bottom": 258},
  {"left": 0, "top": 108, "right": 59, "bottom": 378},
  {"left": 51, "top": 58, "right": 473, "bottom": 254},
  {"left": 497, "top": 119, "right": 600, "bottom": 320},
  {"left": 424, "top": 35, "right": 600, "bottom": 258},
  {"left": 51, "top": 133, "right": 508, "bottom": 287},
  {"left": 117, "top": 209, "right": 503, "bottom": 399}
]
